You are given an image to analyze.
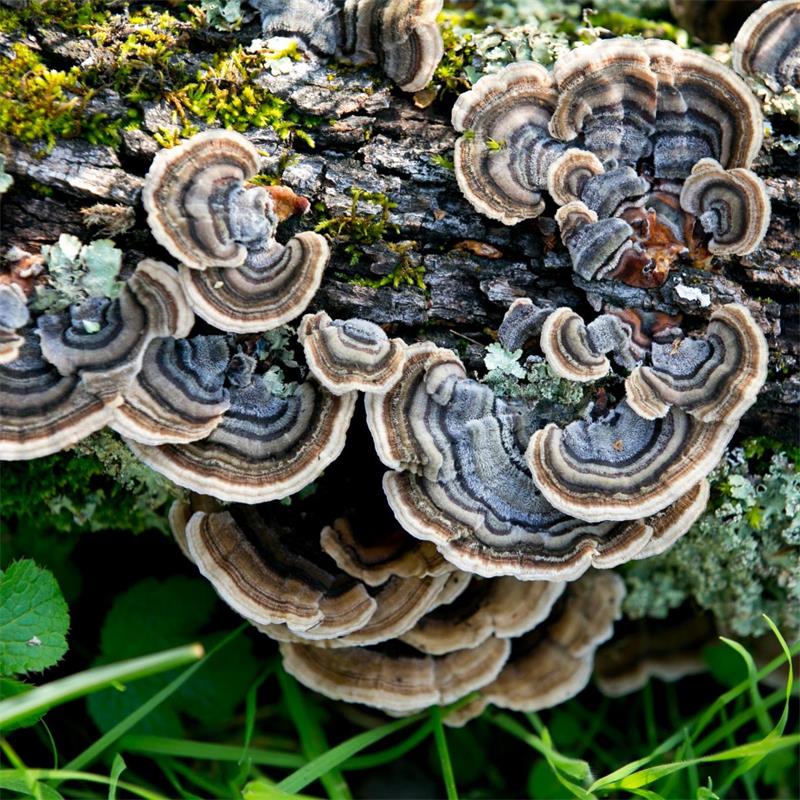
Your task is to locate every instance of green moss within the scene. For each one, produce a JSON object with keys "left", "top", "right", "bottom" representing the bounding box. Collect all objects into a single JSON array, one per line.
[
  {"left": 582, "top": 10, "right": 688, "bottom": 44},
  {"left": 0, "top": 0, "right": 109, "bottom": 34},
  {"left": 344, "top": 243, "right": 427, "bottom": 291},
  {"left": 316, "top": 187, "right": 400, "bottom": 266},
  {"left": 430, "top": 15, "right": 477, "bottom": 97},
  {"left": 623, "top": 439, "right": 800, "bottom": 639},
  {"left": 0, "top": 431, "right": 179, "bottom": 538}
]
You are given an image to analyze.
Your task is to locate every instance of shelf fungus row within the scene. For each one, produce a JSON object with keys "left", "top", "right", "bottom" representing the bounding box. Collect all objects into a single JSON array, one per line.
[
  {"left": 143, "top": 130, "right": 329, "bottom": 333},
  {"left": 452, "top": 38, "right": 771, "bottom": 287},
  {"left": 249, "top": 0, "right": 444, "bottom": 92},
  {"left": 169, "top": 493, "right": 626, "bottom": 717}
]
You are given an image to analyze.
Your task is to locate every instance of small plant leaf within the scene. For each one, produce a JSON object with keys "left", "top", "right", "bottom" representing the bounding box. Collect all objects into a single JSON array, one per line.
[{"left": 0, "top": 560, "right": 69, "bottom": 676}]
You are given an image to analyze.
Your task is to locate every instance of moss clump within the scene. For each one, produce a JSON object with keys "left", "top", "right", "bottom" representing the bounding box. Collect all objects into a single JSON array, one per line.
[
  {"left": 623, "top": 439, "right": 800, "bottom": 640},
  {"left": 430, "top": 14, "right": 478, "bottom": 97},
  {"left": 316, "top": 187, "right": 400, "bottom": 266},
  {"left": 0, "top": 0, "right": 109, "bottom": 34},
  {"left": 0, "top": 431, "right": 179, "bottom": 538}
]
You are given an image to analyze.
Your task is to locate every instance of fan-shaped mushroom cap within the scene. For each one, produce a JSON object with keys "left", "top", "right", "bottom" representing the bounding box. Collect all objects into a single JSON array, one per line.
[
  {"left": 550, "top": 39, "right": 658, "bottom": 166},
  {"left": 401, "top": 578, "right": 566, "bottom": 655},
  {"left": 299, "top": 311, "right": 407, "bottom": 395},
  {"left": 280, "top": 636, "right": 511, "bottom": 713},
  {"left": 320, "top": 517, "right": 450, "bottom": 587},
  {"left": 732, "top": 0, "right": 800, "bottom": 92},
  {"left": 180, "top": 233, "right": 329, "bottom": 333},
  {"left": 479, "top": 571, "right": 624, "bottom": 713},
  {"left": 251, "top": 0, "right": 343, "bottom": 56},
  {"left": 143, "top": 130, "right": 273, "bottom": 270},
  {"left": 679, "top": 159, "right": 770, "bottom": 256},
  {"left": 578, "top": 166, "right": 650, "bottom": 219},
  {"left": 498, "top": 298, "right": 552, "bottom": 352},
  {"left": 127, "top": 376, "right": 357, "bottom": 503},
  {"left": 527, "top": 401, "right": 735, "bottom": 523},
  {"left": 36, "top": 259, "right": 193, "bottom": 401},
  {"left": 452, "top": 63, "right": 562, "bottom": 225},
  {"left": 546, "top": 148, "right": 604, "bottom": 206},
  {"left": 595, "top": 612, "right": 714, "bottom": 697},
  {"left": 0, "top": 284, "right": 29, "bottom": 365},
  {"left": 346, "top": 0, "right": 445, "bottom": 92},
  {"left": 625, "top": 304, "right": 768, "bottom": 425},
  {"left": 110, "top": 335, "right": 231, "bottom": 445},
  {"left": 181, "top": 504, "right": 377, "bottom": 635},
  {"left": 642, "top": 39, "right": 763, "bottom": 178},
  {"left": 0, "top": 331, "right": 116, "bottom": 460},
  {"left": 540, "top": 308, "right": 611, "bottom": 382}
]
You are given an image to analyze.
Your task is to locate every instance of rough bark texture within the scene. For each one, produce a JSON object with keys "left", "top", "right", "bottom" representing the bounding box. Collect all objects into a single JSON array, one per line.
[{"left": 3, "top": 16, "right": 799, "bottom": 443}]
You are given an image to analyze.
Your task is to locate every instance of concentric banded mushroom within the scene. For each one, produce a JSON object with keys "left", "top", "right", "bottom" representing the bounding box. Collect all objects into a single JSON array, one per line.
[
  {"left": 127, "top": 375, "right": 357, "bottom": 504},
  {"left": 452, "top": 63, "right": 562, "bottom": 225},
  {"left": 299, "top": 311, "right": 407, "bottom": 395},
  {"left": 0, "top": 284, "right": 29, "bottom": 365},
  {"left": 179, "top": 233, "right": 329, "bottom": 333},
  {"left": 733, "top": 0, "right": 800, "bottom": 92},
  {"left": 0, "top": 331, "right": 116, "bottom": 460},
  {"left": 143, "top": 130, "right": 272, "bottom": 270},
  {"left": 320, "top": 517, "right": 450, "bottom": 587},
  {"left": 624, "top": 304, "right": 768, "bottom": 424},
  {"left": 527, "top": 401, "right": 735, "bottom": 522},
  {"left": 279, "top": 637, "right": 511, "bottom": 713},
  {"left": 679, "top": 159, "right": 771, "bottom": 255},
  {"left": 546, "top": 148, "right": 604, "bottom": 206},
  {"left": 36, "top": 259, "right": 194, "bottom": 400},
  {"left": 498, "top": 297, "right": 552, "bottom": 352},
  {"left": 111, "top": 335, "right": 231, "bottom": 445}
]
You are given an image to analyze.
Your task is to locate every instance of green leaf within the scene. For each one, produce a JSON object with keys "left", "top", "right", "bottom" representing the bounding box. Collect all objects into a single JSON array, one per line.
[{"left": 0, "top": 560, "right": 69, "bottom": 675}]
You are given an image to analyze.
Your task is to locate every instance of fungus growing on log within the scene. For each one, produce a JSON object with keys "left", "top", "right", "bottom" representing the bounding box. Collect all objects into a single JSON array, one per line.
[
  {"left": 0, "top": 284, "right": 29, "bottom": 365},
  {"left": 250, "top": 0, "right": 444, "bottom": 92},
  {"left": 0, "top": 331, "right": 115, "bottom": 460},
  {"left": 143, "top": 130, "right": 272, "bottom": 270},
  {"left": 733, "top": 0, "right": 800, "bottom": 92},
  {"left": 36, "top": 259, "right": 194, "bottom": 401},
  {"left": 179, "top": 232, "right": 329, "bottom": 333},
  {"left": 110, "top": 336, "right": 232, "bottom": 445},
  {"left": 127, "top": 374, "right": 357, "bottom": 504},
  {"left": 497, "top": 297, "right": 552, "bottom": 352},
  {"left": 452, "top": 38, "right": 768, "bottom": 287},
  {"left": 527, "top": 402, "right": 735, "bottom": 523},
  {"left": 320, "top": 517, "right": 450, "bottom": 587},
  {"left": 625, "top": 304, "right": 768, "bottom": 424},
  {"left": 679, "top": 159, "right": 771, "bottom": 256},
  {"left": 279, "top": 637, "right": 511, "bottom": 713},
  {"left": 299, "top": 311, "right": 407, "bottom": 395}
]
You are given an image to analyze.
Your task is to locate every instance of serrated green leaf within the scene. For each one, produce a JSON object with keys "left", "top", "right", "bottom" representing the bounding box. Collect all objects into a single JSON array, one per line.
[{"left": 0, "top": 560, "right": 69, "bottom": 676}]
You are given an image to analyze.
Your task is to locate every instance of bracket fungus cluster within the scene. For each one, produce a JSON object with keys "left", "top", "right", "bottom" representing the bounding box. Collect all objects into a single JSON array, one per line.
[
  {"left": 453, "top": 38, "right": 771, "bottom": 287},
  {"left": 250, "top": 0, "right": 444, "bottom": 92}
]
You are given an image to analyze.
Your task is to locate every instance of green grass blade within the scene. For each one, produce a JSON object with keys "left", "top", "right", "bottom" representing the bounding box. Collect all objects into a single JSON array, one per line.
[
  {"left": 241, "top": 665, "right": 277, "bottom": 766},
  {"left": 244, "top": 779, "right": 319, "bottom": 800},
  {"left": 0, "top": 769, "right": 169, "bottom": 800},
  {"left": 277, "top": 668, "right": 351, "bottom": 800},
  {"left": 718, "top": 637, "right": 770, "bottom": 734},
  {"left": 0, "top": 645, "right": 203, "bottom": 731},
  {"left": 342, "top": 721, "right": 433, "bottom": 770},
  {"left": 119, "top": 735, "right": 305, "bottom": 768},
  {"left": 64, "top": 625, "right": 245, "bottom": 773},
  {"left": 107, "top": 754, "right": 126, "bottom": 800},
  {"left": 431, "top": 707, "right": 458, "bottom": 800},
  {"left": 276, "top": 714, "right": 423, "bottom": 795}
]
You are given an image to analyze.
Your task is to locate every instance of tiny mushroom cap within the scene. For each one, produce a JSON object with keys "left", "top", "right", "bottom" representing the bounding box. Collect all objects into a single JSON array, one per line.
[
  {"left": 143, "top": 129, "right": 271, "bottom": 270},
  {"left": 679, "top": 159, "right": 771, "bottom": 256},
  {"left": 624, "top": 304, "right": 768, "bottom": 424},
  {"left": 110, "top": 335, "right": 231, "bottom": 445},
  {"left": 299, "top": 311, "right": 408, "bottom": 395},
  {"left": 36, "top": 259, "right": 194, "bottom": 401},
  {"left": 526, "top": 400, "right": 736, "bottom": 522},
  {"left": 401, "top": 577, "right": 566, "bottom": 656},
  {"left": 180, "top": 233, "right": 329, "bottom": 333},
  {"left": 498, "top": 297, "right": 553, "bottom": 352},
  {"left": 732, "top": 0, "right": 800, "bottom": 91},
  {"left": 452, "top": 62, "right": 562, "bottom": 225},
  {"left": 0, "top": 283, "right": 30, "bottom": 365},
  {"left": 178, "top": 503, "right": 378, "bottom": 635},
  {"left": 477, "top": 572, "right": 624, "bottom": 714},
  {"left": 320, "top": 516, "right": 451, "bottom": 587},
  {"left": 0, "top": 331, "right": 116, "bottom": 460},
  {"left": 348, "top": 0, "right": 445, "bottom": 93},
  {"left": 540, "top": 307, "right": 611, "bottom": 382},
  {"left": 546, "top": 148, "right": 605, "bottom": 206},
  {"left": 127, "top": 373, "right": 357, "bottom": 504},
  {"left": 595, "top": 612, "right": 715, "bottom": 697},
  {"left": 279, "top": 636, "right": 511, "bottom": 713}
]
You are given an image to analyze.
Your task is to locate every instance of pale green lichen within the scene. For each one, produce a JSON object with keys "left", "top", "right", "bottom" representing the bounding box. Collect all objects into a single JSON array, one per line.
[
  {"left": 623, "top": 442, "right": 800, "bottom": 640},
  {"left": 31, "top": 234, "right": 123, "bottom": 314},
  {"left": 199, "top": 0, "right": 242, "bottom": 30},
  {"left": 0, "top": 155, "right": 13, "bottom": 195}
]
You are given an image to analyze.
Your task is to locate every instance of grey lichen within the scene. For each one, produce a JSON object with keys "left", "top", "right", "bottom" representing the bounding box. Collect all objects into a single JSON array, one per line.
[
  {"left": 31, "top": 234, "right": 124, "bottom": 314},
  {"left": 200, "top": 0, "right": 243, "bottom": 30},
  {"left": 623, "top": 444, "right": 800, "bottom": 640},
  {"left": 0, "top": 154, "right": 13, "bottom": 195}
]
